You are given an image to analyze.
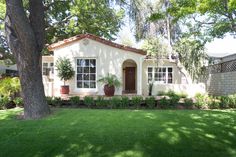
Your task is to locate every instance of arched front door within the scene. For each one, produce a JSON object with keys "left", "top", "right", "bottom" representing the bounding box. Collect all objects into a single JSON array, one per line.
[{"left": 122, "top": 59, "right": 137, "bottom": 93}]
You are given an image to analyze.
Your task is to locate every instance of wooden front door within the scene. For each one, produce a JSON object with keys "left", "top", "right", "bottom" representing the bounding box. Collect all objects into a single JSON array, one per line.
[{"left": 125, "top": 67, "right": 136, "bottom": 91}]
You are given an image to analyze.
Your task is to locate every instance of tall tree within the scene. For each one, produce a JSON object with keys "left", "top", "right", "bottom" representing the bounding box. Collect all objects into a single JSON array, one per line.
[
  {"left": 174, "top": 38, "right": 207, "bottom": 81},
  {"left": 5, "top": 0, "right": 50, "bottom": 119},
  {"left": 1, "top": 0, "right": 124, "bottom": 58}
]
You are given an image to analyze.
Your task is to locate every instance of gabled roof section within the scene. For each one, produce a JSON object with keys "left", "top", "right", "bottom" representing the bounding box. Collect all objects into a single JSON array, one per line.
[{"left": 48, "top": 33, "right": 146, "bottom": 55}]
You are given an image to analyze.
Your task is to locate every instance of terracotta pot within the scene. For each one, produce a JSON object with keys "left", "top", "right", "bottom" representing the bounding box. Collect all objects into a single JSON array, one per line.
[
  {"left": 104, "top": 84, "right": 115, "bottom": 96},
  {"left": 60, "top": 85, "right": 70, "bottom": 94}
]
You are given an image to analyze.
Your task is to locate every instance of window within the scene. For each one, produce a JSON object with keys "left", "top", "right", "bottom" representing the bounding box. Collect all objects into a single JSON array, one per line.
[
  {"left": 77, "top": 59, "right": 96, "bottom": 89},
  {"left": 148, "top": 67, "right": 173, "bottom": 84},
  {"left": 42, "top": 62, "right": 54, "bottom": 75}
]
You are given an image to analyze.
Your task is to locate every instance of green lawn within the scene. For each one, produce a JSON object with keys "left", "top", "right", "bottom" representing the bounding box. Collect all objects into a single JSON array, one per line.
[{"left": 0, "top": 109, "right": 236, "bottom": 157}]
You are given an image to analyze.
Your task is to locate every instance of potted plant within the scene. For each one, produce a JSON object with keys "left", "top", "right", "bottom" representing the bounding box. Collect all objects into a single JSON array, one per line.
[
  {"left": 55, "top": 57, "right": 75, "bottom": 94},
  {"left": 98, "top": 73, "right": 121, "bottom": 96}
]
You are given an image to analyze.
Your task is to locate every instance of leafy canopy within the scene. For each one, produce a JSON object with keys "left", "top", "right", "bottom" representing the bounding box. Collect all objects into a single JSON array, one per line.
[{"left": 0, "top": 0, "right": 125, "bottom": 58}]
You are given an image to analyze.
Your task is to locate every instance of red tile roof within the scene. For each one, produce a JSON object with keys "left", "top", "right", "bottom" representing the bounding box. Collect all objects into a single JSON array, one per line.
[{"left": 48, "top": 33, "right": 146, "bottom": 55}]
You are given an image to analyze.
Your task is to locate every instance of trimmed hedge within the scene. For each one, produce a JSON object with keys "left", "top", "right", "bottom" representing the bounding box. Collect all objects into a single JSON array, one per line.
[{"left": 2, "top": 93, "right": 236, "bottom": 110}]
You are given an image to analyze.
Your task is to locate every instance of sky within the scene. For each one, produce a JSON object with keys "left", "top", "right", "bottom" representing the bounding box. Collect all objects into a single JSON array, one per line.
[{"left": 205, "top": 35, "right": 236, "bottom": 57}]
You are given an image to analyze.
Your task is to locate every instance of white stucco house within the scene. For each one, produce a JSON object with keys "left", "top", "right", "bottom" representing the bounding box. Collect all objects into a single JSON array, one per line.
[{"left": 43, "top": 33, "right": 205, "bottom": 97}]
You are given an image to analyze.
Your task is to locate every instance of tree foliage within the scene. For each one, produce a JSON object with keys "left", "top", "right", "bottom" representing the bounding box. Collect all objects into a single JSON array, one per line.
[
  {"left": 142, "top": 37, "right": 169, "bottom": 58},
  {"left": 174, "top": 38, "right": 208, "bottom": 81},
  {"left": 45, "top": 0, "right": 125, "bottom": 44},
  {"left": 0, "top": 0, "right": 125, "bottom": 58},
  {"left": 160, "top": 0, "right": 236, "bottom": 39}
]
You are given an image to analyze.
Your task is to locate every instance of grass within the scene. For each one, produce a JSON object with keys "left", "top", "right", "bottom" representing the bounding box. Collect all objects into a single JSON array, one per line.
[{"left": 0, "top": 108, "right": 236, "bottom": 157}]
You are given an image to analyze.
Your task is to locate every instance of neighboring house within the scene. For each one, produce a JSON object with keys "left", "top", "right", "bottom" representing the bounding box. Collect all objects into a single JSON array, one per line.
[
  {"left": 43, "top": 33, "right": 205, "bottom": 97},
  {"left": 204, "top": 53, "right": 236, "bottom": 95},
  {"left": 0, "top": 64, "right": 18, "bottom": 77}
]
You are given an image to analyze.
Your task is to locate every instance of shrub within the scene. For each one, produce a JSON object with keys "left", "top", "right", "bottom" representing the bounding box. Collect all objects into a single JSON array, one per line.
[
  {"left": 166, "top": 90, "right": 176, "bottom": 97},
  {"left": 208, "top": 96, "right": 220, "bottom": 109},
  {"left": 228, "top": 95, "right": 236, "bottom": 108},
  {"left": 0, "top": 77, "right": 21, "bottom": 98},
  {"left": 121, "top": 96, "right": 129, "bottom": 108},
  {"left": 195, "top": 93, "right": 207, "bottom": 109},
  {"left": 157, "top": 91, "right": 166, "bottom": 96},
  {"left": 219, "top": 95, "right": 236, "bottom": 108},
  {"left": 69, "top": 96, "right": 80, "bottom": 105},
  {"left": 52, "top": 97, "right": 63, "bottom": 106},
  {"left": 130, "top": 96, "right": 143, "bottom": 108},
  {"left": 184, "top": 98, "right": 194, "bottom": 108},
  {"left": 169, "top": 95, "right": 181, "bottom": 106},
  {"left": 96, "top": 96, "right": 108, "bottom": 108},
  {"left": 220, "top": 96, "right": 231, "bottom": 108},
  {"left": 145, "top": 96, "right": 156, "bottom": 108},
  {"left": 13, "top": 97, "right": 24, "bottom": 107},
  {"left": 4, "top": 101, "right": 16, "bottom": 109},
  {"left": 84, "top": 96, "right": 94, "bottom": 107},
  {"left": 46, "top": 97, "right": 54, "bottom": 106},
  {"left": 111, "top": 97, "right": 121, "bottom": 108},
  {"left": 159, "top": 97, "right": 171, "bottom": 108},
  {"left": 0, "top": 96, "right": 10, "bottom": 110},
  {"left": 178, "top": 92, "right": 188, "bottom": 98}
]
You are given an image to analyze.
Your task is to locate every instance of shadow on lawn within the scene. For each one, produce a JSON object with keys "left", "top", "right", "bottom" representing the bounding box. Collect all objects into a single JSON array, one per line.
[{"left": 1, "top": 109, "right": 236, "bottom": 157}]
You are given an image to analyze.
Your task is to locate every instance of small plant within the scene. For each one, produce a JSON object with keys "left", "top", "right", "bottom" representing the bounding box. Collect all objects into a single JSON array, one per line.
[
  {"left": 84, "top": 96, "right": 94, "bottom": 107},
  {"left": 0, "top": 96, "right": 10, "bottom": 110},
  {"left": 157, "top": 91, "right": 166, "bottom": 96},
  {"left": 219, "top": 95, "right": 236, "bottom": 109},
  {"left": 169, "top": 95, "right": 181, "bottom": 106},
  {"left": 55, "top": 57, "right": 75, "bottom": 94},
  {"left": 111, "top": 97, "right": 121, "bottom": 108},
  {"left": 145, "top": 96, "right": 156, "bottom": 108},
  {"left": 178, "top": 92, "right": 188, "bottom": 98},
  {"left": 228, "top": 95, "right": 236, "bottom": 108},
  {"left": 159, "top": 97, "right": 171, "bottom": 108},
  {"left": 96, "top": 96, "right": 108, "bottom": 108},
  {"left": 98, "top": 73, "right": 121, "bottom": 96},
  {"left": 121, "top": 96, "right": 129, "bottom": 108},
  {"left": 166, "top": 90, "right": 176, "bottom": 97},
  {"left": 53, "top": 97, "right": 63, "bottom": 106},
  {"left": 13, "top": 97, "right": 24, "bottom": 107},
  {"left": 46, "top": 97, "right": 53, "bottom": 106},
  {"left": 130, "top": 96, "right": 143, "bottom": 108},
  {"left": 195, "top": 93, "right": 207, "bottom": 109},
  {"left": 69, "top": 96, "right": 80, "bottom": 105},
  {"left": 0, "top": 77, "right": 21, "bottom": 98},
  {"left": 184, "top": 98, "right": 194, "bottom": 108},
  {"left": 208, "top": 96, "right": 220, "bottom": 109},
  {"left": 55, "top": 57, "right": 75, "bottom": 86}
]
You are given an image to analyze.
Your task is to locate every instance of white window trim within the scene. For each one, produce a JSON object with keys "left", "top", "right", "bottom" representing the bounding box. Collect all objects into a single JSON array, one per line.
[
  {"left": 147, "top": 66, "right": 173, "bottom": 84},
  {"left": 42, "top": 61, "right": 54, "bottom": 75},
  {"left": 75, "top": 57, "right": 98, "bottom": 92}
]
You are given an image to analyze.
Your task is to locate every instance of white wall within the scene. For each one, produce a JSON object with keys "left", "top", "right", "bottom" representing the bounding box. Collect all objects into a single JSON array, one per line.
[
  {"left": 53, "top": 38, "right": 144, "bottom": 96},
  {"left": 152, "top": 83, "right": 206, "bottom": 97}
]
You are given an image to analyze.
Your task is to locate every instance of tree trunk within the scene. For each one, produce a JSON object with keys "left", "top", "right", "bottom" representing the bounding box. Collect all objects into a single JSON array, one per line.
[{"left": 5, "top": 0, "right": 50, "bottom": 119}]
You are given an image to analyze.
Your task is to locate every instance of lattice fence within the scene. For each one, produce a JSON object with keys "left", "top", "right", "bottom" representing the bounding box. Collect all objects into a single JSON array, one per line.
[{"left": 207, "top": 59, "right": 236, "bottom": 74}]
